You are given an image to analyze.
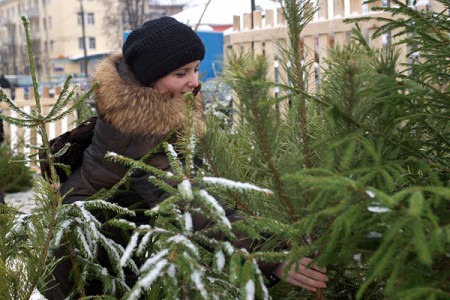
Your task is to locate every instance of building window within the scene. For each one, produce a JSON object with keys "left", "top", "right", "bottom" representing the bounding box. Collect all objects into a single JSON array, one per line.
[
  {"left": 78, "top": 12, "right": 95, "bottom": 25},
  {"left": 79, "top": 37, "right": 96, "bottom": 50},
  {"left": 33, "top": 21, "right": 40, "bottom": 32},
  {"left": 87, "top": 13, "right": 94, "bottom": 25},
  {"left": 89, "top": 37, "right": 96, "bottom": 49},
  {"left": 48, "top": 16, "right": 52, "bottom": 29},
  {"left": 78, "top": 37, "right": 85, "bottom": 49}
]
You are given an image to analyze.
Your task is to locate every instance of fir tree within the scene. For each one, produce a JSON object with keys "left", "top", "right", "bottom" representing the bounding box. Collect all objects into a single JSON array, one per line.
[
  {"left": 0, "top": 144, "right": 33, "bottom": 193},
  {"left": 201, "top": 0, "right": 449, "bottom": 299},
  {"left": 0, "top": 15, "right": 97, "bottom": 299}
]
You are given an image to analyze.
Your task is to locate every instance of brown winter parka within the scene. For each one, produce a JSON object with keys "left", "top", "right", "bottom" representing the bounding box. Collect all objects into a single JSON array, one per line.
[{"left": 60, "top": 52, "right": 204, "bottom": 205}]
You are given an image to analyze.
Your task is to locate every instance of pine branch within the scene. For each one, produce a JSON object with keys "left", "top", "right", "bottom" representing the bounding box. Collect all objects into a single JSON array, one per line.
[
  {"left": 281, "top": 0, "right": 316, "bottom": 169},
  {"left": 19, "top": 15, "right": 63, "bottom": 300},
  {"left": 248, "top": 91, "right": 295, "bottom": 221},
  {"left": 0, "top": 15, "right": 100, "bottom": 300}
]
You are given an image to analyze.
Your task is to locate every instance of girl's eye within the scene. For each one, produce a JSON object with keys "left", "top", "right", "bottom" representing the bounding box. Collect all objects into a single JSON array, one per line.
[{"left": 175, "top": 72, "right": 186, "bottom": 77}]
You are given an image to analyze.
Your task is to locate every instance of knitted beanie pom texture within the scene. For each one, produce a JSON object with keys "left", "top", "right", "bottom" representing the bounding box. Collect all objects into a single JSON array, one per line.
[{"left": 123, "top": 16, "right": 205, "bottom": 86}]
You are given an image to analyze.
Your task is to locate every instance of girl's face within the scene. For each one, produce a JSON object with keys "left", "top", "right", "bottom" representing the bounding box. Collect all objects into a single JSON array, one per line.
[{"left": 153, "top": 60, "right": 201, "bottom": 101}]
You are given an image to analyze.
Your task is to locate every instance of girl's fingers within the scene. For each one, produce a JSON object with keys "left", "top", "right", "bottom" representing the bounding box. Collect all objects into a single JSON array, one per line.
[
  {"left": 273, "top": 259, "right": 329, "bottom": 291},
  {"left": 299, "top": 257, "right": 328, "bottom": 274}
]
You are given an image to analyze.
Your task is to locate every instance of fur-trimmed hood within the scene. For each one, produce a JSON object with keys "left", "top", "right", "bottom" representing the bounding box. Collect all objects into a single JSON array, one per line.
[{"left": 92, "top": 52, "right": 204, "bottom": 136}]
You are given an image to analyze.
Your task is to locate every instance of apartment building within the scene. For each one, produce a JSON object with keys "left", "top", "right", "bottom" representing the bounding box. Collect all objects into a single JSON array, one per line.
[{"left": 0, "top": 0, "right": 185, "bottom": 83}]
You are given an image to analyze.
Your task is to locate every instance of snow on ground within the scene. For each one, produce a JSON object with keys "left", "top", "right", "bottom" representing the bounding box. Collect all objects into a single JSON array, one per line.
[{"left": 5, "top": 190, "right": 36, "bottom": 214}]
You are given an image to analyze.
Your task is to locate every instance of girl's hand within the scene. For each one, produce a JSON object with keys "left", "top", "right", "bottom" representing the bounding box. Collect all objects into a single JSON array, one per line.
[{"left": 273, "top": 257, "right": 328, "bottom": 292}]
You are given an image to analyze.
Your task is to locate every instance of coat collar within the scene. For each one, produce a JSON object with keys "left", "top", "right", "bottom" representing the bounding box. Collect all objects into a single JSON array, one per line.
[{"left": 92, "top": 52, "right": 204, "bottom": 137}]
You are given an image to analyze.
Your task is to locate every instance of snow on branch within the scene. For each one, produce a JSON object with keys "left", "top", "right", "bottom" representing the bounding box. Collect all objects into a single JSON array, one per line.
[{"left": 202, "top": 177, "right": 273, "bottom": 195}]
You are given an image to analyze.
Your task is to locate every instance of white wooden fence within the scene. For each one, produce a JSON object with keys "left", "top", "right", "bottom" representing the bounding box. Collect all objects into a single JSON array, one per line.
[
  {"left": 1, "top": 86, "right": 76, "bottom": 160},
  {"left": 226, "top": 0, "right": 445, "bottom": 94}
]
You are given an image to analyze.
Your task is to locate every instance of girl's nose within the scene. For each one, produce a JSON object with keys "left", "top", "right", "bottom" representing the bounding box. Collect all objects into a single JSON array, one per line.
[{"left": 187, "top": 73, "right": 199, "bottom": 88}]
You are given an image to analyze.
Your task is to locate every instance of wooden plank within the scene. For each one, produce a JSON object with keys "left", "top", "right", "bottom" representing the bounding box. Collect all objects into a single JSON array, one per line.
[
  {"left": 265, "top": 9, "right": 274, "bottom": 27},
  {"left": 303, "top": 35, "right": 316, "bottom": 94},
  {"left": 243, "top": 13, "right": 251, "bottom": 30},
  {"left": 391, "top": 27, "right": 408, "bottom": 72},
  {"left": 41, "top": 86, "right": 50, "bottom": 98},
  {"left": 368, "top": 27, "right": 382, "bottom": 49},
  {"left": 275, "top": 37, "right": 291, "bottom": 118},
  {"left": 334, "top": 31, "right": 347, "bottom": 46},
  {"left": 10, "top": 98, "right": 57, "bottom": 108},
  {"left": 350, "top": 0, "right": 362, "bottom": 15},
  {"left": 29, "top": 88, "right": 35, "bottom": 102},
  {"left": 253, "top": 10, "right": 262, "bottom": 29},
  {"left": 318, "top": 33, "right": 329, "bottom": 63},
  {"left": 277, "top": 7, "right": 285, "bottom": 26},
  {"left": 42, "top": 102, "right": 51, "bottom": 142},
  {"left": 16, "top": 107, "right": 26, "bottom": 154},
  {"left": 15, "top": 88, "right": 25, "bottom": 100},
  {"left": 7, "top": 88, "right": 25, "bottom": 153},
  {"left": 317, "top": 0, "right": 328, "bottom": 20},
  {"left": 232, "top": 43, "right": 241, "bottom": 54},
  {"left": 334, "top": 0, "right": 345, "bottom": 18},
  {"left": 253, "top": 41, "right": 264, "bottom": 56},
  {"left": 277, "top": 38, "right": 288, "bottom": 86},
  {"left": 241, "top": 42, "right": 253, "bottom": 53},
  {"left": 229, "top": 28, "right": 286, "bottom": 44},
  {"left": 264, "top": 39, "right": 276, "bottom": 96},
  {"left": 303, "top": 35, "right": 316, "bottom": 62},
  {"left": 2, "top": 105, "right": 11, "bottom": 142},
  {"left": 30, "top": 120, "right": 38, "bottom": 160},
  {"left": 233, "top": 15, "right": 240, "bottom": 32}
]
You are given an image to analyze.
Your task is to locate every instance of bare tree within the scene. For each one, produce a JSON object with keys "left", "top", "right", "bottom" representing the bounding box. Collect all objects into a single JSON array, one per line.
[
  {"left": 101, "top": 0, "right": 189, "bottom": 48},
  {"left": 124, "top": 0, "right": 147, "bottom": 29},
  {"left": 102, "top": 0, "right": 148, "bottom": 33},
  {"left": 100, "top": 0, "right": 150, "bottom": 48}
]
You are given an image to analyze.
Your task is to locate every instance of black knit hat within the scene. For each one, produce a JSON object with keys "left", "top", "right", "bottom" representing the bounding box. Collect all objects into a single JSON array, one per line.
[{"left": 123, "top": 16, "right": 205, "bottom": 86}]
